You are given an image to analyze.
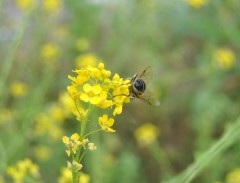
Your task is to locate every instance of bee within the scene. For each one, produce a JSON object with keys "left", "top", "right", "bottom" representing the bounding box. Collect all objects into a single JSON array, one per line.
[{"left": 129, "top": 66, "right": 160, "bottom": 107}]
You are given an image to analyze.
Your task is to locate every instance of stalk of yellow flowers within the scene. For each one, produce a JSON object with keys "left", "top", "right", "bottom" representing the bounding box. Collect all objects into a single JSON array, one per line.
[{"left": 62, "top": 63, "right": 130, "bottom": 182}]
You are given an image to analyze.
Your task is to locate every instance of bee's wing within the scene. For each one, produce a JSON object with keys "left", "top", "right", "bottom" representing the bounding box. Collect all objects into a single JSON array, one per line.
[
  {"left": 138, "top": 88, "right": 160, "bottom": 107},
  {"left": 137, "top": 66, "right": 153, "bottom": 82},
  {"left": 137, "top": 66, "right": 160, "bottom": 106}
]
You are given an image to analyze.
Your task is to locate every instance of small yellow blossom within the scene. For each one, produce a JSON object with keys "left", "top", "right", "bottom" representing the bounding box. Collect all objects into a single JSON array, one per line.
[
  {"left": 134, "top": 123, "right": 160, "bottom": 146},
  {"left": 16, "top": 0, "right": 35, "bottom": 11},
  {"left": 7, "top": 159, "right": 40, "bottom": 183},
  {"left": 10, "top": 81, "right": 28, "bottom": 97},
  {"left": 187, "top": 0, "right": 208, "bottom": 9},
  {"left": 58, "top": 167, "right": 72, "bottom": 183},
  {"left": 88, "top": 143, "right": 97, "bottom": 151},
  {"left": 98, "top": 114, "right": 115, "bottom": 133},
  {"left": 62, "top": 133, "right": 81, "bottom": 156},
  {"left": 41, "top": 42, "right": 60, "bottom": 62},
  {"left": 76, "top": 38, "right": 90, "bottom": 51},
  {"left": 79, "top": 173, "right": 90, "bottom": 183},
  {"left": 43, "top": 0, "right": 62, "bottom": 12},
  {"left": 33, "top": 146, "right": 52, "bottom": 161},
  {"left": 75, "top": 53, "right": 99, "bottom": 69},
  {"left": 226, "top": 168, "right": 240, "bottom": 183},
  {"left": 72, "top": 160, "right": 83, "bottom": 171},
  {"left": 73, "top": 107, "right": 87, "bottom": 122},
  {"left": 49, "top": 105, "right": 66, "bottom": 122},
  {"left": 213, "top": 48, "right": 236, "bottom": 70},
  {"left": 66, "top": 161, "right": 83, "bottom": 172},
  {"left": 81, "top": 138, "right": 89, "bottom": 149}
]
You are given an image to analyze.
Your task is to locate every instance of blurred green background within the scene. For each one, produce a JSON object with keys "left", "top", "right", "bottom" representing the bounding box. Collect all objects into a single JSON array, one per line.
[{"left": 1, "top": 0, "right": 240, "bottom": 182}]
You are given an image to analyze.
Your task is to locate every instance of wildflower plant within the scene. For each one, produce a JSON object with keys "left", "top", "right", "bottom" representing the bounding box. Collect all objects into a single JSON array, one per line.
[
  {"left": 7, "top": 159, "right": 40, "bottom": 183},
  {"left": 63, "top": 63, "right": 131, "bottom": 182}
]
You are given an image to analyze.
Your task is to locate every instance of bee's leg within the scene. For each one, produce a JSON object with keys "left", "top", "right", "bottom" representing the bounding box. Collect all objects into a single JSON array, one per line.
[{"left": 130, "top": 94, "right": 135, "bottom": 100}]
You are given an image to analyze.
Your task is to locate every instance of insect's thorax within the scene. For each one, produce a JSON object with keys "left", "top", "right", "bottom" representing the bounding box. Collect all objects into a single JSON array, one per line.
[{"left": 133, "top": 79, "right": 146, "bottom": 95}]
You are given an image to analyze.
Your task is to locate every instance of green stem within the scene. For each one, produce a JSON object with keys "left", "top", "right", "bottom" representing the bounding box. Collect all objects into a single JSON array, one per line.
[
  {"left": 73, "top": 104, "right": 93, "bottom": 183},
  {"left": 80, "top": 105, "right": 93, "bottom": 137},
  {"left": 79, "top": 151, "right": 86, "bottom": 162},
  {"left": 84, "top": 129, "right": 102, "bottom": 139},
  {"left": 164, "top": 117, "right": 240, "bottom": 183},
  {"left": 72, "top": 172, "right": 77, "bottom": 183}
]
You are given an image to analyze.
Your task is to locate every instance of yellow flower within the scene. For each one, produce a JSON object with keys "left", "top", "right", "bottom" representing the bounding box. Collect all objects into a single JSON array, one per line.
[
  {"left": 41, "top": 43, "right": 60, "bottom": 62},
  {"left": 134, "top": 123, "right": 160, "bottom": 146},
  {"left": 213, "top": 48, "right": 236, "bottom": 70},
  {"left": 81, "top": 138, "right": 89, "bottom": 149},
  {"left": 226, "top": 168, "right": 240, "bottom": 183},
  {"left": 33, "top": 146, "right": 52, "bottom": 161},
  {"left": 7, "top": 159, "right": 40, "bottom": 183},
  {"left": 58, "top": 167, "right": 72, "bottom": 183},
  {"left": 68, "top": 62, "right": 130, "bottom": 117},
  {"left": 80, "top": 83, "right": 103, "bottom": 104},
  {"left": 72, "top": 107, "right": 88, "bottom": 122},
  {"left": 49, "top": 105, "right": 65, "bottom": 122},
  {"left": 88, "top": 143, "right": 97, "bottom": 151},
  {"left": 76, "top": 38, "right": 90, "bottom": 51},
  {"left": 79, "top": 173, "right": 90, "bottom": 183},
  {"left": 62, "top": 133, "right": 81, "bottom": 156},
  {"left": 71, "top": 133, "right": 80, "bottom": 141},
  {"left": 72, "top": 160, "right": 83, "bottom": 171},
  {"left": 187, "top": 0, "right": 208, "bottom": 8},
  {"left": 75, "top": 53, "right": 99, "bottom": 69},
  {"left": 98, "top": 114, "right": 115, "bottom": 133},
  {"left": 43, "top": 0, "right": 62, "bottom": 12},
  {"left": 16, "top": 0, "right": 35, "bottom": 11},
  {"left": 10, "top": 81, "right": 28, "bottom": 97}
]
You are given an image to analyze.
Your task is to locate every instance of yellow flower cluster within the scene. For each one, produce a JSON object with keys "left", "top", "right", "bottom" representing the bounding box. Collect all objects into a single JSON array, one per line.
[
  {"left": 68, "top": 63, "right": 130, "bottom": 117},
  {"left": 187, "top": 0, "right": 208, "bottom": 9},
  {"left": 213, "top": 48, "right": 236, "bottom": 70},
  {"left": 67, "top": 160, "right": 83, "bottom": 172},
  {"left": 62, "top": 133, "right": 94, "bottom": 157},
  {"left": 7, "top": 159, "right": 39, "bottom": 183},
  {"left": 134, "top": 123, "right": 160, "bottom": 146}
]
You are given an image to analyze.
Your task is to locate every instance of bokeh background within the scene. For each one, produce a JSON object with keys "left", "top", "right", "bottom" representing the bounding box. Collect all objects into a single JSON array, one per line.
[{"left": 1, "top": 0, "right": 240, "bottom": 182}]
